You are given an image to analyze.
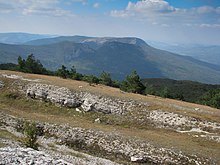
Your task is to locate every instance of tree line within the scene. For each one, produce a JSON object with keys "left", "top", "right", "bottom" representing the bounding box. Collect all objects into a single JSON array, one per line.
[
  {"left": 0, "top": 54, "right": 219, "bottom": 109},
  {"left": 55, "top": 65, "right": 145, "bottom": 94},
  {"left": 0, "top": 54, "right": 145, "bottom": 93}
]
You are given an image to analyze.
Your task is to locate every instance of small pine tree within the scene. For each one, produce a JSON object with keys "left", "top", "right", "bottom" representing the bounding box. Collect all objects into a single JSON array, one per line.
[
  {"left": 23, "top": 122, "right": 39, "bottom": 150},
  {"left": 160, "top": 87, "right": 170, "bottom": 98},
  {"left": 69, "top": 65, "right": 83, "bottom": 80},
  {"left": 83, "top": 75, "right": 99, "bottom": 85},
  {"left": 17, "top": 56, "right": 26, "bottom": 72},
  {"left": 69, "top": 65, "right": 76, "bottom": 77},
  {"left": 145, "top": 84, "right": 156, "bottom": 95},
  {"left": 120, "top": 71, "right": 145, "bottom": 94},
  {"left": 56, "top": 65, "right": 70, "bottom": 79},
  {"left": 99, "top": 71, "right": 112, "bottom": 86},
  {"left": 17, "top": 54, "right": 47, "bottom": 74}
]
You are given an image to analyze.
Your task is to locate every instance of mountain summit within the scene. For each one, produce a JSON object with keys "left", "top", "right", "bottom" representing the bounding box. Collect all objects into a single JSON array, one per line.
[{"left": 0, "top": 34, "right": 220, "bottom": 84}]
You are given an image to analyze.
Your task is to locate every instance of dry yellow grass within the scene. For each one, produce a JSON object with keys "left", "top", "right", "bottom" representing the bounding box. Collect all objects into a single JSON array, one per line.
[
  {"left": 0, "top": 70, "right": 220, "bottom": 163},
  {"left": 1, "top": 70, "right": 219, "bottom": 121}
]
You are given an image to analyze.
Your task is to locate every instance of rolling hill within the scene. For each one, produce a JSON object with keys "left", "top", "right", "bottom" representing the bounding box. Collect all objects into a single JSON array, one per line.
[
  {"left": 0, "top": 35, "right": 220, "bottom": 84},
  {"left": 0, "top": 32, "right": 53, "bottom": 44},
  {"left": 148, "top": 41, "right": 220, "bottom": 66}
]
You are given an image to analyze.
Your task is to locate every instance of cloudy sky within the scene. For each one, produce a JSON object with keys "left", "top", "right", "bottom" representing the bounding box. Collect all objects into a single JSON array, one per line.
[{"left": 0, "top": 0, "right": 220, "bottom": 45}]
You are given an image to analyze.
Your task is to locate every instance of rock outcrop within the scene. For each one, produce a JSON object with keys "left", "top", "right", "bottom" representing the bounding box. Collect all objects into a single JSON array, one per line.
[
  {"left": 26, "top": 83, "right": 134, "bottom": 115},
  {"left": 0, "top": 112, "right": 214, "bottom": 165},
  {"left": 0, "top": 147, "right": 71, "bottom": 165},
  {"left": 0, "top": 80, "right": 4, "bottom": 88},
  {"left": 23, "top": 83, "right": 220, "bottom": 143}
]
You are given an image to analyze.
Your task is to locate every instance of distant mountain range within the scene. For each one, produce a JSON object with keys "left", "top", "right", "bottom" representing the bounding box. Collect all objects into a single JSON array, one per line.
[
  {"left": 0, "top": 33, "right": 220, "bottom": 84},
  {"left": 147, "top": 41, "right": 220, "bottom": 66},
  {"left": 0, "top": 32, "right": 55, "bottom": 44}
]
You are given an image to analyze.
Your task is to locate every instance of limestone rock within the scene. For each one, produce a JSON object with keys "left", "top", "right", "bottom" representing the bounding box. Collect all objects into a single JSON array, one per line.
[
  {"left": 25, "top": 83, "right": 134, "bottom": 115},
  {"left": 0, "top": 147, "right": 72, "bottom": 165},
  {"left": 81, "top": 98, "right": 94, "bottom": 112},
  {"left": 194, "top": 108, "right": 200, "bottom": 111},
  {"left": 64, "top": 99, "right": 81, "bottom": 108},
  {"left": 0, "top": 80, "right": 4, "bottom": 88},
  {"left": 131, "top": 156, "right": 146, "bottom": 163},
  {"left": 75, "top": 108, "right": 82, "bottom": 113},
  {"left": 94, "top": 118, "right": 101, "bottom": 123},
  {"left": 26, "top": 83, "right": 82, "bottom": 108}
]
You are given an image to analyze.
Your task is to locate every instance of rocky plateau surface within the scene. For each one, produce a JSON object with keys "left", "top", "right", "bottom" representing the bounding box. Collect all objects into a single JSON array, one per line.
[
  {"left": 0, "top": 74, "right": 220, "bottom": 164},
  {"left": 0, "top": 147, "right": 72, "bottom": 165},
  {"left": 0, "top": 112, "right": 214, "bottom": 165},
  {"left": 25, "top": 83, "right": 220, "bottom": 142}
]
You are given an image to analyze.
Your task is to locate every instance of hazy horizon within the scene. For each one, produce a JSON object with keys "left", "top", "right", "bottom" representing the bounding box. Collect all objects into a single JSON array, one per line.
[{"left": 0, "top": 0, "right": 220, "bottom": 45}]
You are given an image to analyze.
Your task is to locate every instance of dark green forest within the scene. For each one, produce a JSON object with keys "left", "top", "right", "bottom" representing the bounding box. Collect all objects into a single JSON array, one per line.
[
  {"left": 0, "top": 55, "right": 219, "bottom": 109},
  {"left": 142, "top": 78, "right": 220, "bottom": 108}
]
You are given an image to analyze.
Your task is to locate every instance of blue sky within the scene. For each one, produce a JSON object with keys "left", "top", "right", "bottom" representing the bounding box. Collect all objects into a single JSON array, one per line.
[{"left": 0, "top": 0, "right": 220, "bottom": 45}]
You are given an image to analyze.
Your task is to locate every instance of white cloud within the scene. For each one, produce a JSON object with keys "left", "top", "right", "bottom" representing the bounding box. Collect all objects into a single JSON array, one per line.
[
  {"left": 110, "top": 0, "right": 220, "bottom": 29},
  {"left": 93, "top": 3, "right": 100, "bottom": 9},
  {"left": 161, "top": 23, "right": 170, "bottom": 27},
  {"left": 0, "top": 0, "right": 219, "bottom": 45},
  {"left": 111, "top": 0, "right": 176, "bottom": 18},
  {"left": 22, "top": 6, "right": 74, "bottom": 17},
  {"left": 0, "top": 0, "right": 74, "bottom": 17},
  {"left": 111, "top": 10, "right": 134, "bottom": 18},
  {"left": 196, "top": 6, "right": 215, "bottom": 14},
  {"left": 71, "top": 0, "right": 87, "bottom": 5},
  {"left": 126, "top": 0, "right": 175, "bottom": 13},
  {"left": 200, "top": 24, "right": 220, "bottom": 28},
  {"left": 0, "top": 2, "right": 14, "bottom": 13}
]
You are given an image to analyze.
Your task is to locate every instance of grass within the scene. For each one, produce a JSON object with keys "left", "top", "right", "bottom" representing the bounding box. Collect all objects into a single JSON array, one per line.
[
  {"left": 0, "top": 129, "right": 21, "bottom": 148},
  {"left": 0, "top": 70, "right": 220, "bottom": 163},
  {"left": 0, "top": 129, "right": 18, "bottom": 140}
]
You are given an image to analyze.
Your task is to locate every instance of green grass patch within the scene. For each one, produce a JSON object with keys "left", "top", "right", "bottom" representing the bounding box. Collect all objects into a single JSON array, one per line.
[{"left": 0, "top": 129, "right": 20, "bottom": 142}]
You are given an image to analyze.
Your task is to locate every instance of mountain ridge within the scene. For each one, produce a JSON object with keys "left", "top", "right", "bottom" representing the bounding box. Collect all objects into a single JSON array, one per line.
[
  {"left": 0, "top": 35, "right": 220, "bottom": 84},
  {"left": 147, "top": 41, "right": 220, "bottom": 66},
  {"left": 0, "top": 32, "right": 54, "bottom": 44}
]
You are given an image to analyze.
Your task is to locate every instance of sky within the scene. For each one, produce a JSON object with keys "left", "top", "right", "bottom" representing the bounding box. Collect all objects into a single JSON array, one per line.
[{"left": 0, "top": 0, "right": 220, "bottom": 45}]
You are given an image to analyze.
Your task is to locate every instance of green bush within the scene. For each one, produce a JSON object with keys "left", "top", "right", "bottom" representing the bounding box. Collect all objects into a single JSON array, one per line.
[
  {"left": 82, "top": 75, "right": 99, "bottom": 85},
  {"left": 56, "top": 65, "right": 70, "bottom": 79},
  {"left": 23, "top": 122, "right": 39, "bottom": 150}
]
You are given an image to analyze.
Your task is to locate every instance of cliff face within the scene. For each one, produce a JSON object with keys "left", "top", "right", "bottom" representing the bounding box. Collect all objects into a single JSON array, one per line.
[{"left": 0, "top": 71, "right": 220, "bottom": 164}]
